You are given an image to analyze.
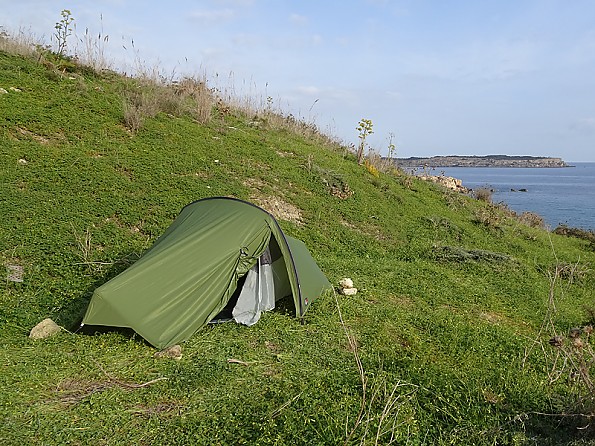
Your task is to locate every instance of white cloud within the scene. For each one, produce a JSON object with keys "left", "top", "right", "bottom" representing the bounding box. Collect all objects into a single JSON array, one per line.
[
  {"left": 289, "top": 86, "right": 357, "bottom": 105},
  {"left": 214, "top": 0, "right": 254, "bottom": 6},
  {"left": 311, "top": 34, "right": 323, "bottom": 45},
  {"left": 401, "top": 38, "right": 541, "bottom": 81},
  {"left": 295, "top": 86, "right": 321, "bottom": 95},
  {"left": 188, "top": 8, "right": 236, "bottom": 23},
  {"left": 386, "top": 90, "right": 401, "bottom": 100},
  {"left": 572, "top": 117, "right": 595, "bottom": 132},
  {"left": 566, "top": 29, "right": 595, "bottom": 66},
  {"left": 231, "top": 33, "right": 262, "bottom": 46},
  {"left": 290, "top": 13, "right": 308, "bottom": 26}
]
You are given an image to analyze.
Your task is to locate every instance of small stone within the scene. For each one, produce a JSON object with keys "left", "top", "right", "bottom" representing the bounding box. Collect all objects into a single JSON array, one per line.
[
  {"left": 549, "top": 335, "right": 564, "bottom": 348},
  {"left": 9, "top": 87, "right": 21, "bottom": 92},
  {"left": 339, "top": 278, "right": 354, "bottom": 289},
  {"left": 339, "top": 287, "right": 358, "bottom": 296},
  {"left": 6, "top": 264, "right": 23, "bottom": 282},
  {"left": 18, "top": 159, "right": 28, "bottom": 165},
  {"left": 154, "top": 344, "right": 182, "bottom": 360},
  {"left": 29, "top": 318, "right": 61, "bottom": 339},
  {"left": 0, "top": 88, "right": 8, "bottom": 94}
]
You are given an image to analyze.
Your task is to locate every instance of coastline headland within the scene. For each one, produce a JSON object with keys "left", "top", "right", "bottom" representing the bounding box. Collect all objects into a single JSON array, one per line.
[{"left": 392, "top": 155, "right": 569, "bottom": 168}]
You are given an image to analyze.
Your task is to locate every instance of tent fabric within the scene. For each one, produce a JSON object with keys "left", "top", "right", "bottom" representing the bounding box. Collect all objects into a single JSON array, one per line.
[
  {"left": 82, "top": 197, "right": 331, "bottom": 349},
  {"left": 232, "top": 252, "right": 275, "bottom": 326}
]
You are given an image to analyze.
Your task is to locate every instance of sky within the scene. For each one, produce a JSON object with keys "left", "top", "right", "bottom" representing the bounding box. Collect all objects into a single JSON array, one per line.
[{"left": 2, "top": 0, "right": 595, "bottom": 162}]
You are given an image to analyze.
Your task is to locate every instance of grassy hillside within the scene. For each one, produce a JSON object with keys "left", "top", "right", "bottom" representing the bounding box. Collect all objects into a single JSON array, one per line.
[{"left": 1, "top": 48, "right": 595, "bottom": 445}]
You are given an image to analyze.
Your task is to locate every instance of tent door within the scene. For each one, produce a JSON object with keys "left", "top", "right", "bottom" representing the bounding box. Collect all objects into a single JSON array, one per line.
[{"left": 232, "top": 247, "right": 275, "bottom": 326}]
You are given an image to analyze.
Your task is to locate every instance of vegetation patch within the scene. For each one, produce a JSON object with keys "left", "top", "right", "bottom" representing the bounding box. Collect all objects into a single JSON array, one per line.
[
  {"left": 251, "top": 195, "right": 304, "bottom": 225},
  {"left": 0, "top": 26, "right": 594, "bottom": 445},
  {"left": 432, "top": 245, "right": 513, "bottom": 263},
  {"left": 554, "top": 225, "right": 595, "bottom": 252}
]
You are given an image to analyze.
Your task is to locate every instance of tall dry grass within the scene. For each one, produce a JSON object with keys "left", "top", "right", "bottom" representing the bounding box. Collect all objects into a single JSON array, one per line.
[
  {"left": 1, "top": 22, "right": 345, "bottom": 148},
  {"left": 73, "top": 26, "right": 111, "bottom": 72},
  {"left": 0, "top": 27, "right": 42, "bottom": 58}
]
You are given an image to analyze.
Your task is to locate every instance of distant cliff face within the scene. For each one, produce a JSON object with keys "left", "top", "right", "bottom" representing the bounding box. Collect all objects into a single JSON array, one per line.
[{"left": 391, "top": 155, "right": 569, "bottom": 168}]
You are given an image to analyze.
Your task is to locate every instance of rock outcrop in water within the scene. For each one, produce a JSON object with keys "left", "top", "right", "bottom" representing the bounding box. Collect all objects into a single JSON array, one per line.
[
  {"left": 391, "top": 155, "right": 569, "bottom": 168},
  {"left": 418, "top": 174, "right": 469, "bottom": 193}
]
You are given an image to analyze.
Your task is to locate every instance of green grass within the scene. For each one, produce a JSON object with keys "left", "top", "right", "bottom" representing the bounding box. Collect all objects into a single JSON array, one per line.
[{"left": 2, "top": 49, "right": 595, "bottom": 445}]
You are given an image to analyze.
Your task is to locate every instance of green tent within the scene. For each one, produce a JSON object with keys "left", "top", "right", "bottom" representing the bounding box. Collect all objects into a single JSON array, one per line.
[{"left": 82, "top": 197, "right": 331, "bottom": 349}]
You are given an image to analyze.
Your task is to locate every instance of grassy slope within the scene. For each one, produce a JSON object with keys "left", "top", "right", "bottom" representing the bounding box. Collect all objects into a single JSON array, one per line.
[{"left": 1, "top": 51, "right": 594, "bottom": 445}]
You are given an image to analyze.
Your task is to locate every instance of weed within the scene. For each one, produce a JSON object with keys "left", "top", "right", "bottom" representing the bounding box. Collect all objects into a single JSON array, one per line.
[
  {"left": 400, "top": 174, "right": 414, "bottom": 190},
  {"left": 473, "top": 187, "right": 493, "bottom": 203},
  {"left": 552, "top": 261, "right": 591, "bottom": 285},
  {"left": 334, "top": 291, "right": 417, "bottom": 445},
  {"left": 75, "top": 24, "right": 111, "bottom": 72},
  {"left": 309, "top": 163, "right": 353, "bottom": 199},
  {"left": 364, "top": 159, "right": 380, "bottom": 178},
  {"left": 543, "top": 320, "right": 595, "bottom": 433},
  {"left": 356, "top": 118, "right": 374, "bottom": 165},
  {"left": 0, "top": 27, "right": 40, "bottom": 57},
  {"left": 53, "top": 9, "right": 74, "bottom": 56},
  {"left": 518, "top": 211, "right": 546, "bottom": 229},
  {"left": 123, "top": 88, "right": 156, "bottom": 132},
  {"left": 473, "top": 206, "right": 503, "bottom": 229},
  {"left": 386, "top": 132, "right": 397, "bottom": 162},
  {"left": 554, "top": 225, "right": 595, "bottom": 243},
  {"left": 522, "top": 240, "right": 595, "bottom": 438}
]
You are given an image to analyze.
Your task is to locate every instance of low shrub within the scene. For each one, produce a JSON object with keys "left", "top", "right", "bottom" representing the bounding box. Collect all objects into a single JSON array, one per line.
[
  {"left": 518, "top": 211, "right": 546, "bottom": 229},
  {"left": 554, "top": 225, "right": 595, "bottom": 243},
  {"left": 473, "top": 187, "right": 493, "bottom": 203},
  {"left": 473, "top": 207, "right": 503, "bottom": 229}
]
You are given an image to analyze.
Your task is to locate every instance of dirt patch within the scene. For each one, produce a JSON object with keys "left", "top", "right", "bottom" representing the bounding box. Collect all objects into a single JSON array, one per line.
[
  {"left": 264, "top": 340, "right": 281, "bottom": 353},
  {"left": 243, "top": 177, "right": 267, "bottom": 190},
  {"left": 6, "top": 262, "right": 23, "bottom": 282},
  {"left": 329, "top": 183, "right": 353, "bottom": 199},
  {"left": 252, "top": 195, "right": 303, "bottom": 225},
  {"left": 388, "top": 294, "right": 415, "bottom": 308},
  {"left": 480, "top": 312, "right": 504, "bottom": 325},
  {"left": 11, "top": 127, "right": 66, "bottom": 145},
  {"left": 115, "top": 165, "right": 134, "bottom": 180},
  {"left": 15, "top": 127, "right": 50, "bottom": 144},
  {"left": 339, "top": 219, "right": 357, "bottom": 230},
  {"left": 339, "top": 219, "right": 389, "bottom": 242}
]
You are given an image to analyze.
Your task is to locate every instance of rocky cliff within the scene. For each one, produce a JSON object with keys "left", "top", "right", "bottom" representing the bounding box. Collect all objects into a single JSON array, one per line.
[{"left": 392, "top": 155, "right": 569, "bottom": 168}]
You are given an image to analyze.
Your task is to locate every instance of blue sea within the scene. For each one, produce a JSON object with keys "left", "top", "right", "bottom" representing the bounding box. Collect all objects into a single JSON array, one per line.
[{"left": 417, "top": 162, "right": 595, "bottom": 230}]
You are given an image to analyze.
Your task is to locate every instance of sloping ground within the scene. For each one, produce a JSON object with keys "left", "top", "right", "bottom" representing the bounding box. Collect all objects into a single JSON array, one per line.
[{"left": 1, "top": 50, "right": 595, "bottom": 445}]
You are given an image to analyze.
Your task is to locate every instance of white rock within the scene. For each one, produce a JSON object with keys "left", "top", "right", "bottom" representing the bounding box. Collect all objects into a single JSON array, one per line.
[
  {"left": 418, "top": 174, "right": 468, "bottom": 193},
  {"left": 0, "top": 88, "right": 8, "bottom": 94},
  {"left": 154, "top": 344, "right": 182, "bottom": 360},
  {"left": 9, "top": 87, "right": 21, "bottom": 92},
  {"left": 29, "top": 318, "right": 61, "bottom": 339},
  {"left": 339, "top": 287, "right": 358, "bottom": 296},
  {"left": 339, "top": 278, "right": 354, "bottom": 289}
]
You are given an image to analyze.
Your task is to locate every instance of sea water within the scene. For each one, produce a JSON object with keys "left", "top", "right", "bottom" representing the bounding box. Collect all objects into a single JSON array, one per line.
[{"left": 415, "top": 162, "right": 595, "bottom": 230}]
